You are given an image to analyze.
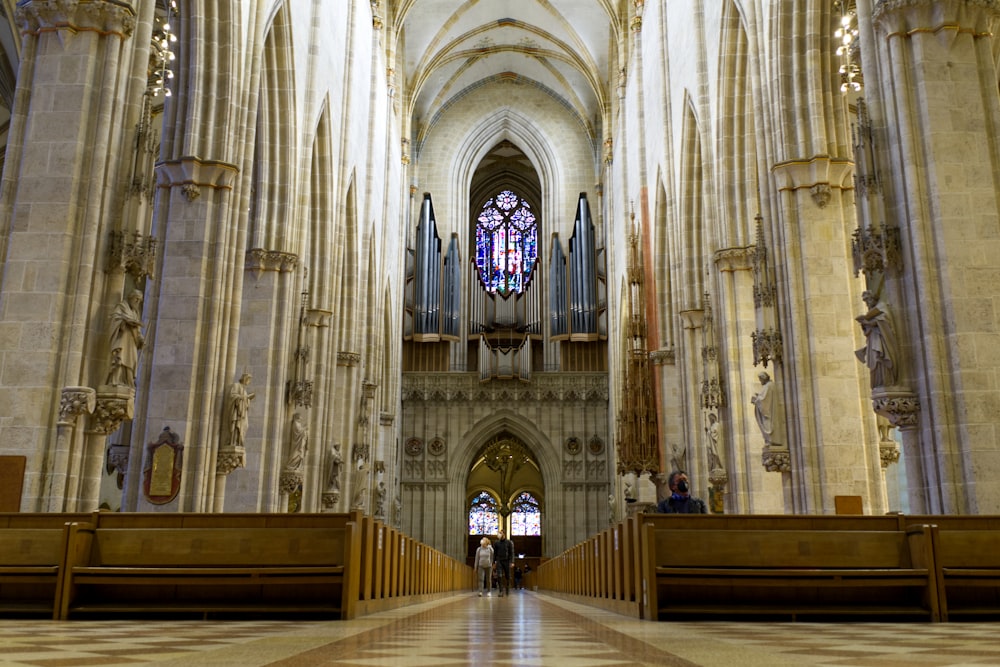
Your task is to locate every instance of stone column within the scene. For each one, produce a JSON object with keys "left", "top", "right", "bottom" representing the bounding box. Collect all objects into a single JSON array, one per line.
[
  {"left": 0, "top": 1, "right": 136, "bottom": 511},
  {"left": 870, "top": 0, "right": 1000, "bottom": 511},
  {"left": 770, "top": 157, "right": 885, "bottom": 512},
  {"left": 131, "top": 158, "right": 240, "bottom": 512}
]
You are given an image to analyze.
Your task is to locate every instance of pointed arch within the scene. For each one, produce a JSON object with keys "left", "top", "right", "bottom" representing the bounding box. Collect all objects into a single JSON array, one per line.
[
  {"left": 307, "top": 101, "right": 334, "bottom": 310},
  {"left": 653, "top": 171, "right": 675, "bottom": 349},
  {"left": 717, "top": 0, "right": 759, "bottom": 248},
  {"left": 335, "top": 175, "right": 360, "bottom": 353},
  {"left": 679, "top": 95, "right": 706, "bottom": 309},
  {"left": 248, "top": 4, "right": 297, "bottom": 251}
]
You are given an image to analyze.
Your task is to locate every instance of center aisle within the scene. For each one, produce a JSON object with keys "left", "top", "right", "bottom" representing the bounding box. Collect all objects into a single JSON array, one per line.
[{"left": 266, "top": 591, "right": 692, "bottom": 667}]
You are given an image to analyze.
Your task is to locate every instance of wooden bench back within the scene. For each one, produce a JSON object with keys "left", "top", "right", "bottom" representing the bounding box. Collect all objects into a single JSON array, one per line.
[
  {"left": 638, "top": 512, "right": 901, "bottom": 532},
  {"left": 652, "top": 528, "right": 911, "bottom": 569},
  {"left": 0, "top": 513, "right": 90, "bottom": 528},
  {"left": 0, "top": 528, "right": 65, "bottom": 566},
  {"left": 932, "top": 530, "right": 1000, "bottom": 568},
  {"left": 88, "top": 527, "right": 348, "bottom": 567},
  {"left": 90, "top": 511, "right": 361, "bottom": 529}
]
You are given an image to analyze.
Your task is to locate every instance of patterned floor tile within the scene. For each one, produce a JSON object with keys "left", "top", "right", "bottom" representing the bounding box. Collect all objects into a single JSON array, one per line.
[{"left": 1, "top": 594, "right": 1000, "bottom": 667}]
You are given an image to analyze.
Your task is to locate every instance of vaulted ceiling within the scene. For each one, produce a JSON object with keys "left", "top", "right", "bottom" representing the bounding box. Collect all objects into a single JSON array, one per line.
[{"left": 391, "top": 0, "right": 623, "bottom": 144}]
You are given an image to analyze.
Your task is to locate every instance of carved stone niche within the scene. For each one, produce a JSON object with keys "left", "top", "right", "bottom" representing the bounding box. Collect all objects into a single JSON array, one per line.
[{"left": 143, "top": 427, "right": 184, "bottom": 504}]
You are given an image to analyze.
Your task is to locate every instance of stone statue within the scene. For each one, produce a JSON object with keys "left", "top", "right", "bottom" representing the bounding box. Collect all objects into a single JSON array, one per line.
[
  {"left": 669, "top": 442, "right": 686, "bottom": 473},
  {"left": 327, "top": 442, "right": 343, "bottom": 492},
  {"left": 351, "top": 460, "right": 369, "bottom": 510},
  {"left": 877, "top": 415, "right": 894, "bottom": 444},
  {"left": 608, "top": 494, "right": 617, "bottom": 523},
  {"left": 751, "top": 371, "right": 782, "bottom": 446},
  {"left": 375, "top": 479, "right": 387, "bottom": 516},
  {"left": 226, "top": 370, "right": 255, "bottom": 448},
  {"left": 706, "top": 413, "right": 724, "bottom": 472},
  {"left": 284, "top": 412, "right": 308, "bottom": 471},
  {"left": 106, "top": 289, "right": 145, "bottom": 387},
  {"left": 855, "top": 289, "right": 899, "bottom": 390}
]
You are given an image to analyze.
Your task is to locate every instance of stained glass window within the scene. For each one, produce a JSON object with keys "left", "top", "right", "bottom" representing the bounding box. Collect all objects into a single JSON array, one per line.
[
  {"left": 475, "top": 190, "right": 538, "bottom": 296},
  {"left": 468, "top": 491, "right": 500, "bottom": 535},
  {"left": 510, "top": 492, "right": 541, "bottom": 536}
]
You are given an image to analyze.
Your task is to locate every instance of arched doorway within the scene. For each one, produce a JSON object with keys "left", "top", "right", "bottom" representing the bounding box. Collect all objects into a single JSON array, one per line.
[{"left": 466, "top": 433, "right": 543, "bottom": 579}]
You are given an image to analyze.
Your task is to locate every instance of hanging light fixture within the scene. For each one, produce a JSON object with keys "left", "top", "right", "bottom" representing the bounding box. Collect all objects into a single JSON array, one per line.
[
  {"left": 834, "top": 0, "right": 861, "bottom": 92},
  {"left": 149, "top": 1, "right": 178, "bottom": 98}
]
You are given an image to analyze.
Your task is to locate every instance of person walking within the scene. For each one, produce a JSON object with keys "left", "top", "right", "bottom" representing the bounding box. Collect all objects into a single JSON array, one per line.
[
  {"left": 474, "top": 537, "right": 494, "bottom": 597},
  {"left": 493, "top": 529, "right": 514, "bottom": 597}
]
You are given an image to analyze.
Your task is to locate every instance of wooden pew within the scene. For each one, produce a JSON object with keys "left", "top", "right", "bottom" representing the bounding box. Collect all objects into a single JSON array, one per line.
[
  {"left": 0, "top": 524, "right": 74, "bottom": 617},
  {"left": 354, "top": 515, "right": 475, "bottom": 616},
  {"left": 630, "top": 513, "right": 904, "bottom": 619},
  {"left": 924, "top": 525, "right": 1000, "bottom": 620},
  {"left": 58, "top": 521, "right": 360, "bottom": 620},
  {"left": 642, "top": 523, "right": 940, "bottom": 622}
]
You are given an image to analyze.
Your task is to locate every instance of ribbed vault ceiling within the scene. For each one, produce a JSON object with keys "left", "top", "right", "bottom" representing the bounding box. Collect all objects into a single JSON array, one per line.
[{"left": 392, "top": 0, "right": 619, "bottom": 143}]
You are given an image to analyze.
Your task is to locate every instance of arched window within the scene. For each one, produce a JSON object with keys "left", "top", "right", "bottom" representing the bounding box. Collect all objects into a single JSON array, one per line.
[
  {"left": 475, "top": 190, "right": 538, "bottom": 296},
  {"left": 509, "top": 491, "right": 541, "bottom": 536},
  {"left": 468, "top": 491, "right": 500, "bottom": 535}
]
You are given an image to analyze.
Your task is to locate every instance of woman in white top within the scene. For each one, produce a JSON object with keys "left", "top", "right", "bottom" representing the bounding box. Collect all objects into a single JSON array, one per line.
[{"left": 474, "top": 537, "right": 494, "bottom": 597}]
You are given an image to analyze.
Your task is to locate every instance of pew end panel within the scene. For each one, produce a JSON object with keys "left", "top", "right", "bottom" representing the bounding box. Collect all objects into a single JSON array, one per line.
[{"left": 925, "top": 526, "right": 1000, "bottom": 620}]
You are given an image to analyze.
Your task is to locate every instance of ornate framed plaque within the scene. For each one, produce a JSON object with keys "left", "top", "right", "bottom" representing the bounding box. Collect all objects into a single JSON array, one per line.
[{"left": 143, "top": 427, "right": 184, "bottom": 504}]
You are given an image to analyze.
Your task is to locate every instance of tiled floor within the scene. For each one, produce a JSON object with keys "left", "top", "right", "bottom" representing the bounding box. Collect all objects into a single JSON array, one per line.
[{"left": 1, "top": 592, "right": 1000, "bottom": 666}]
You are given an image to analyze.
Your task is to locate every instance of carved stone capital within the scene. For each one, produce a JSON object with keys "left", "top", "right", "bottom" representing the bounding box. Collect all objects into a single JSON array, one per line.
[
  {"left": 321, "top": 491, "right": 340, "bottom": 510},
  {"left": 379, "top": 412, "right": 395, "bottom": 425},
  {"left": 58, "top": 386, "right": 96, "bottom": 426},
  {"left": 679, "top": 309, "right": 704, "bottom": 329},
  {"left": 88, "top": 387, "right": 136, "bottom": 434},
  {"left": 279, "top": 471, "right": 303, "bottom": 495},
  {"left": 714, "top": 246, "right": 754, "bottom": 272},
  {"left": 305, "top": 309, "right": 333, "bottom": 328},
  {"left": 874, "top": 0, "right": 1000, "bottom": 36},
  {"left": 649, "top": 348, "right": 675, "bottom": 366},
  {"left": 216, "top": 447, "right": 246, "bottom": 475},
  {"left": 872, "top": 390, "right": 922, "bottom": 430},
  {"left": 337, "top": 351, "right": 361, "bottom": 367},
  {"left": 761, "top": 446, "right": 791, "bottom": 473},
  {"left": 16, "top": 0, "right": 136, "bottom": 37},
  {"left": 156, "top": 157, "right": 240, "bottom": 195},
  {"left": 879, "top": 442, "right": 901, "bottom": 468},
  {"left": 708, "top": 467, "right": 729, "bottom": 488},
  {"left": 771, "top": 156, "right": 853, "bottom": 195},
  {"left": 246, "top": 249, "right": 299, "bottom": 275}
]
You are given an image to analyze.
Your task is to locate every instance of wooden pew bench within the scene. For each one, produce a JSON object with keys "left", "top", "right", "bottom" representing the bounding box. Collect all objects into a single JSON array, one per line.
[
  {"left": 642, "top": 524, "right": 940, "bottom": 621},
  {"left": 0, "top": 526, "right": 72, "bottom": 617},
  {"left": 59, "top": 522, "right": 359, "bottom": 620},
  {"left": 926, "top": 527, "right": 1000, "bottom": 620}
]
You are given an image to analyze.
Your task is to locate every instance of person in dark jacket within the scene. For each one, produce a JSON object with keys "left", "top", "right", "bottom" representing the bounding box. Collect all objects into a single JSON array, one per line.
[
  {"left": 656, "top": 470, "right": 707, "bottom": 514},
  {"left": 492, "top": 529, "right": 515, "bottom": 596}
]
